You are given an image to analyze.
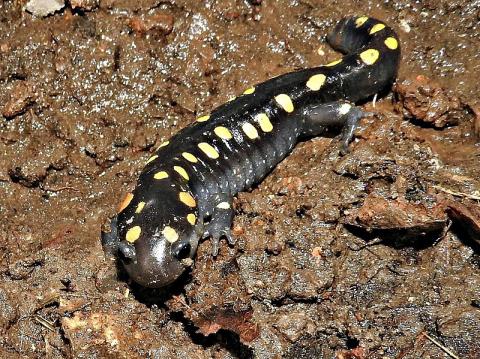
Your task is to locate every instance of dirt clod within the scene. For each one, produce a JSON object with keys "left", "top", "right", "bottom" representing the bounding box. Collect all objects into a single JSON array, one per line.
[
  {"left": 127, "top": 13, "right": 175, "bottom": 36},
  {"left": 445, "top": 200, "right": 480, "bottom": 246},
  {"left": 2, "top": 81, "right": 36, "bottom": 119},
  {"left": 70, "top": 0, "right": 98, "bottom": 11},
  {"left": 394, "top": 75, "right": 467, "bottom": 128}
]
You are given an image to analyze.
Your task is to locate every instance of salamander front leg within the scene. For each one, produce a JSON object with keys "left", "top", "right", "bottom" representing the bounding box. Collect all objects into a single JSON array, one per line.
[
  {"left": 202, "top": 193, "right": 235, "bottom": 256},
  {"left": 101, "top": 216, "right": 120, "bottom": 258},
  {"left": 300, "top": 101, "right": 373, "bottom": 154},
  {"left": 339, "top": 105, "right": 374, "bottom": 155}
]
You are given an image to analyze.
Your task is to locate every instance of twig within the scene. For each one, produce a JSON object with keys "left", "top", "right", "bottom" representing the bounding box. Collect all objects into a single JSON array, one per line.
[
  {"left": 347, "top": 237, "right": 384, "bottom": 251},
  {"left": 432, "top": 219, "right": 452, "bottom": 246},
  {"left": 41, "top": 185, "right": 79, "bottom": 193},
  {"left": 432, "top": 185, "right": 480, "bottom": 201},
  {"left": 423, "top": 332, "right": 460, "bottom": 359},
  {"left": 33, "top": 315, "right": 55, "bottom": 332}
]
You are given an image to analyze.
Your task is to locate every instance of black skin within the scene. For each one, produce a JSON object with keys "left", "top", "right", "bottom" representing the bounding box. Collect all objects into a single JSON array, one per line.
[{"left": 101, "top": 16, "right": 401, "bottom": 288}]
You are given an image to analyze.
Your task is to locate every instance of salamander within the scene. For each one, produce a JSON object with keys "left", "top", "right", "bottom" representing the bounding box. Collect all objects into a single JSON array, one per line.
[{"left": 101, "top": 16, "right": 401, "bottom": 288}]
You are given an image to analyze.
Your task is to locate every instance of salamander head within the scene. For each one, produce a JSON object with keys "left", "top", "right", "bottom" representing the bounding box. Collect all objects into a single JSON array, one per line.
[
  {"left": 117, "top": 225, "right": 199, "bottom": 288},
  {"left": 104, "top": 184, "right": 202, "bottom": 288}
]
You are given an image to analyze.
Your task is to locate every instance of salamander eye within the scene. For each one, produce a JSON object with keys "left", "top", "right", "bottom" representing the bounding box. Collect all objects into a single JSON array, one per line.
[{"left": 173, "top": 242, "right": 191, "bottom": 260}]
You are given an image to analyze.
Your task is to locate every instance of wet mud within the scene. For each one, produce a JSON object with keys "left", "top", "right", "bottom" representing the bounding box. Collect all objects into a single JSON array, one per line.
[{"left": 1, "top": 0, "right": 479, "bottom": 358}]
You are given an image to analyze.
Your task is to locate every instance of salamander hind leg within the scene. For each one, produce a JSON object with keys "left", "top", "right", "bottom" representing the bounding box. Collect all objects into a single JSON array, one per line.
[
  {"left": 202, "top": 193, "right": 235, "bottom": 256},
  {"left": 300, "top": 101, "right": 373, "bottom": 154}
]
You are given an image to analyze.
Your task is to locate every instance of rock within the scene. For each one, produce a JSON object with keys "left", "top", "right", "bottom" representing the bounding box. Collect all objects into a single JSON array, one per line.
[{"left": 25, "top": 0, "right": 65, "bottom": 17}]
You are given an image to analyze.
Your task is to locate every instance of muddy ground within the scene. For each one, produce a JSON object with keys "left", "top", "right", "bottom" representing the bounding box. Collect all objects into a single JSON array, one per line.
[{"left": 1, "top": 0, "right": 479, "bottom": 358}]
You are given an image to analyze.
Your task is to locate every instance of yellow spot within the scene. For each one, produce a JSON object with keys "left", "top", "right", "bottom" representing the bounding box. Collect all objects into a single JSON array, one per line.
[
  {"left": 228, "top": 96, "right": 236, "bottom": 102},
  {"left": 154, "top": 171, "right": 169, "bottom": 180},
  {"left": 355, "top": 16, "right": 368, "bottom": 27},
  {"left": 306, "top": 74, "right": 327, "bottom": 91},
  {"left": 217, "top": 201, "right": 230, "bottom": 209},
  {"left": 360, "top": 49, "right": 380, "bottom": 65},
  {"left": 214, "top": 126, "right": 233, "bottom": 140},
  {"left": 198, "top": 142, "right": 219, "bottom": 159},
  {"left": 162, "top": 226, "right": 179, "bottom": 243},
  {"left": 174, "top": 166, "right": 189, "bottom": 180},
  {"left": 182, "top": 152, "right": 198, "bottom": 163},
  {"left": 243, "top": 87, "right": 255, "bottom": 95},
  {"left": 256, "top": 113, "right": 273, "bottom": 133},
  {"left": 179, "top": 192, "right": 196, "bottom": 207},
  {"left": 187, "top": 213, "right": 196, "bottom": 225},
  {"left": 158, "top": 141, "right": 169, "bottom": 149},
  {"left": 274, "top": 94, "right": 294, "bottom": 113},
  {"left": 384, "top": 37, "right": 398, "bottom": 50},
  {"left": 126, "top": 226, "right": 141, "bottom": 243},
  {"left": 325, "top": 59, "right": 342, "bottom": 67},
  {"left": 369, "top": 23, "right": 385, "bottom": 34},
  {"left": 197, "top": 115, "right": 210, "bottom": 122},
  {"left": 118, "top": 193, "right": 133, "bottom": 213},
  {"left": 135, "top": 202, "right": 145, "bottom": 214},
  {"left": 242, "top": 122, "right": 259, "bottom": 139},
  {"left": 146, "top": 154, "right": 158, "bottom": 165}
]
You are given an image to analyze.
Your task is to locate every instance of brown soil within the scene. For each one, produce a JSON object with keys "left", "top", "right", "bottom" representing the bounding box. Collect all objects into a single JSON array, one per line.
[{"left": 1, "top": 1, "right": 479, "bottom": 358}]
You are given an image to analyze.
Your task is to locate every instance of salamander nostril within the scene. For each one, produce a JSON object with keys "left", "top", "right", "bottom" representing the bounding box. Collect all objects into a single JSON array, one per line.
[
  {"left": 118, "top": 241, "right": 136, "bottom": 262},
  {"left": 174, "top": 242, "right": 191, "bottom": 260}
]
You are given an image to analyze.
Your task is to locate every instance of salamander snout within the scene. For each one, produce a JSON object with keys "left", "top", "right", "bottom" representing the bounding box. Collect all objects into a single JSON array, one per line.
[{"left": 117, "top": 235, "right": 196, "bottom": 288}]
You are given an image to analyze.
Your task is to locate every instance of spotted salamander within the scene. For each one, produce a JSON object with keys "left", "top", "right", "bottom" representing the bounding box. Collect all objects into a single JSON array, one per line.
[{"left": 102, "top": 16, "right": 400, "bottom": 288}]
